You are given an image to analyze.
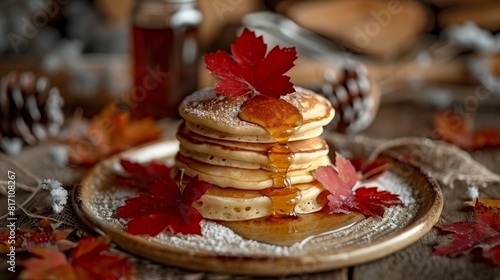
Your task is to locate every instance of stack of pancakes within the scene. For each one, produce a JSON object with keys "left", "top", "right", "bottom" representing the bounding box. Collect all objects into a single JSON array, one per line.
[{"left": 173, "top": 87, "right": 335, "bottom": 221}]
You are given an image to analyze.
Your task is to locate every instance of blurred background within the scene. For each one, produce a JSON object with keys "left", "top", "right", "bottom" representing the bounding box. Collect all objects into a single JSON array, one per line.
[
  {"left": 0, "top": 0, "right": 499, "bottom": 134},
  {"left": 2, "top": 2, "right": 500, "bottom": 278}
]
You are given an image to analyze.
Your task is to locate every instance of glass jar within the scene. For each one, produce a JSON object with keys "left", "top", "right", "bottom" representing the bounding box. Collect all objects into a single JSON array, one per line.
[{"left": 130, "top": 0, "right": 202, "bottom": 119}]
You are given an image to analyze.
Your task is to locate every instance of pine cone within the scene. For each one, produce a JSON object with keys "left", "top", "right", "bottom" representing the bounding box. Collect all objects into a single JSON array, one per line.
[
  {"left": 0, "top": 72, "right": 64, "bottom": 147},
  {"left": 320, "top": 62, "right": 380, "bottom": 134}
]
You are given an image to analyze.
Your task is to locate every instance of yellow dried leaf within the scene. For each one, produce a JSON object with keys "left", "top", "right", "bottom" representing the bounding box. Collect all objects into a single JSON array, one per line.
[{"left": 466, "top": 198, "right": 500, "bottom": 208}]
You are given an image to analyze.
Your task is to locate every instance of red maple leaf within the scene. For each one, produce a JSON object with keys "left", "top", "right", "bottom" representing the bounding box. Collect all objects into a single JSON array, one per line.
[
  {"left": 0, "top": 218, "right": 72, "bottom": 253},
  {"left": 350, "top": 156, "right": 391, "bottom": 181},
  {"left": 204, "top": 28, "right": 297, "bottom": 98},
  {"left": 434, "top": 200, "right": 500, "bottom": 266},
  {"left": 20, "top": 236, "right": 132, "bottom": 280},
  {"left": 115, "top": 175, "right": 211, "bottom": 236},
  {"left": 114, "top": 159, "right": 171, "bottom": 191},
  {"left": 313, "top": 153, "right": 403, "bottom": 217},
  {"left": 433, "top": 110, "right": 500, "bottom": 151}
]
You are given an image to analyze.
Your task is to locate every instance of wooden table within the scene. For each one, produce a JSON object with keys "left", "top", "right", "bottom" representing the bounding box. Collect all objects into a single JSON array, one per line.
[{"left": 1, "top": 84, "right": 500, "bottom": 280}]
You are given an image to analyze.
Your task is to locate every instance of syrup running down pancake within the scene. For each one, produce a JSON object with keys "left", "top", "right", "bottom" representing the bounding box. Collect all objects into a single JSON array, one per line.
[
  {"left": 173, "top": 87, "right": 335, "bottom": 221},
  {"left": 179, "top": 87, "right": 333, "bottom": 141}
]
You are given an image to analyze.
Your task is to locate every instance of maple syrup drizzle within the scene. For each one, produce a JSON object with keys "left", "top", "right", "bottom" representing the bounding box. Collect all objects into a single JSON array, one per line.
[{"left": 239, "top": 95, "right": 303, "bottom": 218}]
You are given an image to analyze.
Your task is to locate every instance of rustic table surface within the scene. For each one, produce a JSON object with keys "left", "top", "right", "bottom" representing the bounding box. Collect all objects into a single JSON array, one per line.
[{"left": 1, "top": 84, "right": 500, "bottom": 280}]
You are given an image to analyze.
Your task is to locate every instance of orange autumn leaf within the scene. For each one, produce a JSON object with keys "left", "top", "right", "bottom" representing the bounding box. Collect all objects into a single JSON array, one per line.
[
  {"left": 70, "top": 237, "right": 131, "bottom": 279},
  {"left": 0, "top": 219, "right": 72, "bottom": 253},
  {"left": 21, "top": 247, "right": 78, "bottom": 280},
  {"left": 20, "top": 236, "right": 132, "bottom": 280},
  {"left": 67, "top": 103, "right": 163, "bottom": 166},
  {"left": 467, "top": 198, "right": 500, "bottom": 208},
  {"left": 433, "top": 111, "right": 500, "bottom": 151}
]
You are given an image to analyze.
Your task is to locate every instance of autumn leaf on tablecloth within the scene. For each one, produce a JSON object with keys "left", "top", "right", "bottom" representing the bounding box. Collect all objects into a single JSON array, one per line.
[
  {"left": 466, "top": 198, "right": 500, "bottom": 209},
  {"left": 433, "top": 110, "right": 500, "bottom": 151},
  {"left": 20, "top": 247, "right": 76, "bottom": 280},
  {"left": 204, "top": 28, "right": 297, "bottom": 98},
  {"left": 350, "top": 156, "right": 391, "bottom": 181},
  {"left": 114, "top": 159, "right": 171, "bottom": 191},
  {"left": 115, "top": 175, "right": 211, "bottom": 236},
  {"left": 20, "top": 236, "right": 132, "bottom": 280},
  {"left": 434, "top": 200, "right": 500, "bottom": 266},
  {"left": 313, "top": 153, "right": 403, "bottom": 217},
  {"left": 0, "top": 219, "right": 72, "bottom": 253},
  {"left": 66, "top": 103, "right": 162, "bottom": 166}
]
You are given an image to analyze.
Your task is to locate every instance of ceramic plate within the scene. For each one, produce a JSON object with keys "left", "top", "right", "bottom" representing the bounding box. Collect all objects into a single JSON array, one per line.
[{"left": 73, "top": 139, "right": 443, "bottom": 276}]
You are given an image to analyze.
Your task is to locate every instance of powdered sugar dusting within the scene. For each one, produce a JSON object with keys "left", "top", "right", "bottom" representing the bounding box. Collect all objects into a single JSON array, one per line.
[
  {"left": 87, "top": 171, "right": 424, "bottom": 258},
  {"left": 179, "top": 87, "right": 332, "bottom": 129},
  {"left": 180, "top": 88, "right": 249, "bottom": 127},
  {"left": 283, "top": 87, "right": 327, "bottom": 115},
  {"left": 153, "top": 220, "right": 293, "bottom": 257},
  {"left": 90, "top": 186, "right": 137, "bottom": 228}
]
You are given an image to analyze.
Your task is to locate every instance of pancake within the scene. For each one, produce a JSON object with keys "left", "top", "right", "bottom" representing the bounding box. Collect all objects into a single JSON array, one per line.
[
  {"left": 178, "top": 146, "right": 323, "bottom": 171},
  {"left": 177, "top": 123, "right": 329, "bottom": 169},
  {"left": 193, "top": 185, "right": 324, "bottom": 221},
  {"left": 179, "top": 87, "right": 334, "bottom": 137},
  {"left": 185, "top": 121, "right": 325, "bottom": 143},
  {"left": 175, "top": 153, "right": 331, "bottom": 190},
  {"left": 173, "top": 171, "right": 326, "bottom": 221}
]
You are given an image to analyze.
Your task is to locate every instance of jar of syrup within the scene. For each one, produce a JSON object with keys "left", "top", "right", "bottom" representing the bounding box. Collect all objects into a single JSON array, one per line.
[{"left": 131, "top": 0, "right": 202, "bottom": 119}]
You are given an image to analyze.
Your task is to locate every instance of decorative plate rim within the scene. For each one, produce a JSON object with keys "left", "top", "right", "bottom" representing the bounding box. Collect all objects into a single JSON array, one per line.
[{"left": 73, "top": 138, "right": 443, "bottom": 276}]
